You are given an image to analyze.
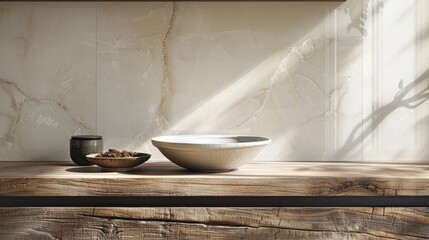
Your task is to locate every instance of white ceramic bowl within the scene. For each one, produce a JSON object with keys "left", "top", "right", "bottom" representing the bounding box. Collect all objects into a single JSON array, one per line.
[{"left": 151, "top": 135, "right": 270, "bottom": 172}]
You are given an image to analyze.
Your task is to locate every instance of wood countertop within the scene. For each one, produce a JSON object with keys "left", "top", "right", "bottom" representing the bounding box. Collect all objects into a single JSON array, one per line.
[{"left": 0, "top": 161, "right": 428, "bottom": 197}]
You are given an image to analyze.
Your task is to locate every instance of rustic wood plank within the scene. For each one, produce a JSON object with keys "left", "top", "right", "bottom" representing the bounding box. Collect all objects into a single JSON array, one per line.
[
  {"left": 0, "top": 207, "right": 428, "bottom": 239},
  {"left": 0, "top": 161, "right": 429, "bottom": 197}
]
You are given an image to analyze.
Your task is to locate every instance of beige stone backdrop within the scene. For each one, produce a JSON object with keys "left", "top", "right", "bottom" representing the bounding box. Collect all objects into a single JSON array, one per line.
[{"left": 0, "top": 1, "right": 428, "bottom": 162}]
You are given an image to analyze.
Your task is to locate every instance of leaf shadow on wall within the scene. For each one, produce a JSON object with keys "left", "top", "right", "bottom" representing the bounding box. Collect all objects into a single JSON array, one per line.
[
  {"left": 333, "top": 68, "right": 429, "bottom": 160},
  {"left": 342, "top": 0, "right": 370, "bottom": 37}
]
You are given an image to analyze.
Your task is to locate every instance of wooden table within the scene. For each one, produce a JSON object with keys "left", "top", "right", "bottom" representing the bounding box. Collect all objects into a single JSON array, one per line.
[{"left": 0, "top": 161, "right": 428, "bottom": 239}]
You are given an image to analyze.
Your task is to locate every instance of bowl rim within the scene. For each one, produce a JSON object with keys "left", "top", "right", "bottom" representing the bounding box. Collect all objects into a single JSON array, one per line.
[
  {"left": 86, "top": 152, "right": 151, "bottom": 160},
  {"left": 151, "top": 135, "right": 271, "bottom": 150}
]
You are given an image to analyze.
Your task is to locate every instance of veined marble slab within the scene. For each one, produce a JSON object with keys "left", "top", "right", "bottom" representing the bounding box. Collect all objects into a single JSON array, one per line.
[
  {"left": 97, "top": 1, "right": 364, "bottom": 161},
  {"left": 1, "top": 1, "right": 429, "bottom": 163},
  {"left": 0, "top": 2, "right": 96, "bottom": 160}
]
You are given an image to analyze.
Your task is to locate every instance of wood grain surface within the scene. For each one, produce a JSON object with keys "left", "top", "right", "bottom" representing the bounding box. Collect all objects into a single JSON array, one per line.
[
  {"left": 0, "top": 207, "right": 428, "bottom": 239},
  {"left": 0, "top": 161, "right": 429, "bottom": 197}
]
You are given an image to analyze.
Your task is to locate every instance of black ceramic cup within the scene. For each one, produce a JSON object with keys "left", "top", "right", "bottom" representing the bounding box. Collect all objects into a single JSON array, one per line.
[{"left": 69, "top": 135, "right": 103, "bottom": 166}]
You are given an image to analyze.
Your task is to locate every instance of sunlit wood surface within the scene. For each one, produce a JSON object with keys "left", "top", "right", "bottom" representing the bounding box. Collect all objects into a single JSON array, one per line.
[{"left": 0, "top": 161, "right": 428, "bottom": 196}]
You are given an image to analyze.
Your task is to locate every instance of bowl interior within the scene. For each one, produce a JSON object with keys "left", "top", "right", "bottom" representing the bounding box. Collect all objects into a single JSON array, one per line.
[
  {"left": 152, "top": 135, "right": 269, "bottom": 144},
  {"left": 152, "top": 135, "right": 270, "bottom": 149}
]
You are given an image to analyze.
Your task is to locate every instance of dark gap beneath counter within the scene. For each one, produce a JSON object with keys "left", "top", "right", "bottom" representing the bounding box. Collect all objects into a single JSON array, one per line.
[{"left": 0, "top": 196, "right": 428, "bottom": 207}]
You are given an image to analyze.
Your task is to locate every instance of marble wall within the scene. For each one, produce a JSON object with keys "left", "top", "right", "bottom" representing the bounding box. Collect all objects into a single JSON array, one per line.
[
  {"left": 0, "top": 2, "right": 96, "bottom": 161},
  {"left": 1, "top": 0, "right": 429, "bottom": 162}
]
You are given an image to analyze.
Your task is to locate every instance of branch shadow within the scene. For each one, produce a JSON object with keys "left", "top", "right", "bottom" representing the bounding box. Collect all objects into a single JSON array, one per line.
[{"left": 333, "top": 68, "right": 429, "bottom": 160}]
